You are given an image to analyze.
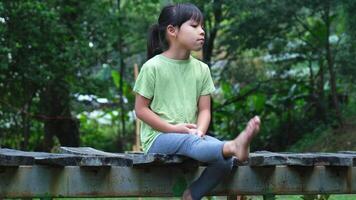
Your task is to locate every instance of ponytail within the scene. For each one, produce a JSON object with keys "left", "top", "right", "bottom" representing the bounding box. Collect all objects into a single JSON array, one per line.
[{"left": 147, "top": 24, "right": 163, "bottom": 60}]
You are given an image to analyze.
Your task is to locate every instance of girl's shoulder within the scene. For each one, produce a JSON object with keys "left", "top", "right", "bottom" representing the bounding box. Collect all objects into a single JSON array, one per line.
[
  {"left": 189, "top": 56, "right": 210, "bottom": 73},
  {"left": 192, "top": 57, "right": 209, "bottom": 68},
  {"left": 140, "top": 56, "right": 162, "bottom": 73},
  {"left": 142, "top": 56, "right": 159, "bottom": 68}
]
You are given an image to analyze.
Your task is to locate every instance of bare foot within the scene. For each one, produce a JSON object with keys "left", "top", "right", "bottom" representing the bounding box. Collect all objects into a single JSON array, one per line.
[
  {"left": 182, "top": 189, "right": 193, "bottom": 200},
  {"left": 225, "top": 116, "right": 261, "bottom": 161}
]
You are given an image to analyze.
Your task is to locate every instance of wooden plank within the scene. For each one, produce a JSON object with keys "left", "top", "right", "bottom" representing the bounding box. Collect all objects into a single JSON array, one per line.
[
  {"left": 0, "top": 165, "right": 354, "bottom": 198},
  {"left": 246, "top": 151, "right": 355, "bottom": 166},
  {"left": 337, "top": 152, "right": 356, "bottom": 166},
  {"left": 60, "top": 147, "right": 356, "bottom": 166},
  {"left": 59, "top": 147, "right": 122, "bottom": 157},
  {"left": 339, "top": 151, "right": 356, "bottom": 154},
  {"left": 3, "top": 146, "right": 355, "bottom": 167},
  {"left": 125, "top": 152, "right": 199, "bottom": 166},
  {"left": 0, "top": 148, "right": 34, "bottom": 166},
  {"left": 1, "top": 148, "right": 132, "bottom": 167},
  {"left": 59, "top": 146, "right": 198, "bottom": 166}
]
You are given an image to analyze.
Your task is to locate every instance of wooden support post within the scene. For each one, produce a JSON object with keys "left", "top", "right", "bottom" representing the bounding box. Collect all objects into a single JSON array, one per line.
[{"left": 133, "top": 63, "right": 141, "bottom": 152}]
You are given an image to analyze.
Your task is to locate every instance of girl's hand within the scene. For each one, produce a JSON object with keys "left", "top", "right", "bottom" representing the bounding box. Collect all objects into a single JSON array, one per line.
[
  {"left": 196, "top": 129, "right": 204, "bottom": 137},
  {"left": 172, "top": 123, "right": 197, "bottom": 133},
  {"left": 188, "top": 129, "right": 205, "bottom": 137}
]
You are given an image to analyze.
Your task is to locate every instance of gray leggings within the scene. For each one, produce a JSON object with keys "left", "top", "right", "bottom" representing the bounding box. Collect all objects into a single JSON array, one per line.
[{"left": 147, "top": 133, "right": 234, "bottom": 200}]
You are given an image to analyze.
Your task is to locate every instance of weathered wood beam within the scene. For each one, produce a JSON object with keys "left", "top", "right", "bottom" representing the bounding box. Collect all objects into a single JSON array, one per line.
[
  {"left": 0, "top": 148, "right": 132, "bottom": 167},
  {"left": 59, "top": 147, "right": 198, "bottom": 166},
  {"left": 248, "top": 151, "right": 356, "bottom": 166},
  {"left": 0, "top": 165, "right": 355, "bottom": 198},
  {"left": 2, "top": 147, "right": 356, "bottom": 167},
  {"left": 58, "top": 147, "right": 356, "bottom": 167}
]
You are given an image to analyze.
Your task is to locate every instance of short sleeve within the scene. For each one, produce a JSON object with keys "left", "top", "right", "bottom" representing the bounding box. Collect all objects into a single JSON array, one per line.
[
  {"left": 200, "top": 65, "right": 215, "bottom": 96},
  {"left": 133, "top": 64, "right": 155, "bottom": 99}
]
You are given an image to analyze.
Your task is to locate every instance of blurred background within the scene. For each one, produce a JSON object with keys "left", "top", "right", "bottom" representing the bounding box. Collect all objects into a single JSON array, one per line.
[{"left": 0, "top": 0, "right": 355, "bottom": 153}]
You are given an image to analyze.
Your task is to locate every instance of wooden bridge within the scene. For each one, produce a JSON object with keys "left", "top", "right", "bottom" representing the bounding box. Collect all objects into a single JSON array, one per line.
[{"left": 0, "top": 147, "right": 355, "bottom": 199}]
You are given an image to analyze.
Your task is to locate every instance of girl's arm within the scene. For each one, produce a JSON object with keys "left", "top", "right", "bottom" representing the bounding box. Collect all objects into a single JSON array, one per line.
[
  {"left": 135, "top": 94, "right": 197, "bottom": 133},
  {"left": 196, "top": 95, "right": 211, "bottom": 136}
]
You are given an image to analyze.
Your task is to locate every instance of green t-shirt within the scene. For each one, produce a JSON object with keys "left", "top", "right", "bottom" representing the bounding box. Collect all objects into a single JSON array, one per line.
[{"left": 133, "top": 54, "right": 215, "bottom": 153}]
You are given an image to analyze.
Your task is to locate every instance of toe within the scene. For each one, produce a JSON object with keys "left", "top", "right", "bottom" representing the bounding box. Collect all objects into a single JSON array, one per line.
[
  {"left": 255, "top": 116, "right": 261, "bottom": 123},
  {"left": 248, "top": 121, "right": 254, "bottom": 130}
]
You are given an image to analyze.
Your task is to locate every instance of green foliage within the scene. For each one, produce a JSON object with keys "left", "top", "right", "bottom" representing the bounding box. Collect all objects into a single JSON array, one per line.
[
  {"left": 0, "top": 0, "right": 158, "bottom": 150},
  {"left": 78, "top": 114, "right": 119, "bottom": 152},
  {"left": 0, "top": 0, "right": 355, "bottom": 152}
]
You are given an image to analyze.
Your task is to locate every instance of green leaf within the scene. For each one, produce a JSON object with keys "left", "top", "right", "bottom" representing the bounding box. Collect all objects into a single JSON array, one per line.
[
  {"left": 221, "top": 81, "right": 233, "bottom": 97},
  {"left": 247, "top": 93, "right": 266, "bottom": 112},
  {"left": 111, "top": 70, "right": 121, "bottom": 88}
]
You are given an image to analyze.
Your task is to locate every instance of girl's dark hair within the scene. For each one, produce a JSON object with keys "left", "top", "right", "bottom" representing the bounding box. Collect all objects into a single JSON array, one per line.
[{"left": 147, "top": 3, "right": 204, "bottom": 60}]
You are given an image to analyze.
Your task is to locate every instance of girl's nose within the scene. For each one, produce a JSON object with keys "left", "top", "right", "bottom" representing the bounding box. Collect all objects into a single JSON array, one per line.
[{"left": 200, "top": 28, "right": 205, "bottom": 36}]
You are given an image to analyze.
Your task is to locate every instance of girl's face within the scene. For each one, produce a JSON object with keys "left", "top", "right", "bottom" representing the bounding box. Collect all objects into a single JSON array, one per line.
[{"left": 175, "top": 19, "right": 205, "bottom": 51}]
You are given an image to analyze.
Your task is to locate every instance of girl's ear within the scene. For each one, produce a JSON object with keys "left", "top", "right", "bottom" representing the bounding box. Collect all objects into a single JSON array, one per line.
[{"left": 166, "top": 25, "right": 178, "bottom": 38}]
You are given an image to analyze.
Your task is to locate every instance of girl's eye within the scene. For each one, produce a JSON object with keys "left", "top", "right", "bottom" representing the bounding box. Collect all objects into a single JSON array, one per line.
[{"left": 192, "top": 24, "right": 204, "bottom": 30}]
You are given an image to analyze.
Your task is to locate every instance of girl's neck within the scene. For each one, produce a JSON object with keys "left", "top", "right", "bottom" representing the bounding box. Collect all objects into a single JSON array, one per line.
[{"left": 162, "top": 46, "right": 191, "bottom": 60}]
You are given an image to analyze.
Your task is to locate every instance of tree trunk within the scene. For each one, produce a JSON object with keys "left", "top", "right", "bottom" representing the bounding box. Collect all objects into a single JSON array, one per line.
[
  {"left": 323, "top": 3, "right": 342, "bottom": 126},
  {"left": 20, "top": 81, "right": 36, "bottom": 150},
  {"left": 20, "top": 103, "right": 30, "bottom": 150},
  {"left": 202, "top": 0, "right": 222, "bottom": 65},
  {"left": 202, "top": 0, "right": 223, "bottom": 133},
  {"left": 308, "top": 58, "right": 315, "bottom": 96},
  {"left": 316, "top": 58, "right": 326, "bottom": 122},
  {"left": 40, "top": 82, "right": 79, "bottom": 152},
  {"left": 117, "top": 0, "right": 126, "bottom": 151}
]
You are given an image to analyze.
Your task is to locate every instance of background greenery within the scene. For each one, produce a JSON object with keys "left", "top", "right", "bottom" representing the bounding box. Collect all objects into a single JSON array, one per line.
[
  {"left": 1, "top": 1, "right": 356, "bottom": 200},
  {"left": 1, "top": 0, "right": 355, "bottom": 155}
]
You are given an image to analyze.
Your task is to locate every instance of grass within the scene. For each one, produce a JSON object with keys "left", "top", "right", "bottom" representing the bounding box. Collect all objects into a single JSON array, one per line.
[
  {"left": 37, "top": 195, "right": 356, "bottom": 200},
  {"left": 287, "top": 114, "right": 356, "bottom": 153}
]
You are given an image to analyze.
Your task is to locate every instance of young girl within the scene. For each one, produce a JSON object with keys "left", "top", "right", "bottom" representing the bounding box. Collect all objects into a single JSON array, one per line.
[{"left": 133, "top": 3, "right": 261, "bottom": 200}]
